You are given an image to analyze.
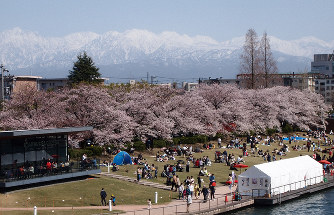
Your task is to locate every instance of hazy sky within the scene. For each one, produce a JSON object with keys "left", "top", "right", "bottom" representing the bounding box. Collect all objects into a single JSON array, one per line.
[{"left": 2, "top": 0, "right": 334, "bottom": 41}]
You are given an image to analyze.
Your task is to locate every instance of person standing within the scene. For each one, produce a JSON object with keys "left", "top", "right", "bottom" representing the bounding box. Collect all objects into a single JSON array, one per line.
[
  {"left": 186, "top": 185, "right": 192, "bottom": 213},
  {"left": 202, "top": 185, "right": 209, "bottom": 202},
  {"left": 178, "top": 184, "right": 184, "bottom": 200},
  {"left": 197, "top": 176, "right": 202, "bottom": 188},
  {"left": 137, "top": 167, "right": 142, "bottom": 182},
  {"left": 186, "top": 160, "right": 190, "bottom": 172},
  {"left": 189, "top": 183, "right": 194, "bottom": 197},
  {"left": 100, "top": 188, "right": 107, "bottom": 206},
  {"left": 147, "top": 199, "right": 152, "bottom": 210},
  {"left": 171, "top": 174, "right": 177, "bottom": 191},
  {"left": 218, "top": 137, "right": 222, "bottom": 148},
  {"left": 176, "top": 175, "right": 181, "bottom": 191},
  {"left": 194, "top": 183, "right": 200, "bottom": 199},
  {"left": 209, "top": 183, "right": 215, "bottom": 200}
]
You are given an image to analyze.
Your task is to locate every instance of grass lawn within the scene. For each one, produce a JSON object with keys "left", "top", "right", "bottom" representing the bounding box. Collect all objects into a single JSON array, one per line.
[{"left": 0, "top": 175, "right": 173, "bottom": 208}]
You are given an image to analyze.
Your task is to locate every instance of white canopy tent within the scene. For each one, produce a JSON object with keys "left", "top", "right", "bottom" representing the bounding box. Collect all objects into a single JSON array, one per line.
[{"left": 238, "top": 155, "right": 323, "bottom": 196}]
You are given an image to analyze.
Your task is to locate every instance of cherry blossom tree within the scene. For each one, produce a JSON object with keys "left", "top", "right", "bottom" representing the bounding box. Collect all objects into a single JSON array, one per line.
[{"left": 0, "top": 83, "right": 330, "bottom": 147}]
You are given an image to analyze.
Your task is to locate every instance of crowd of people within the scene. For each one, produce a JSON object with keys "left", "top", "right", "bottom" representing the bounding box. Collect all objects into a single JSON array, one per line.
[{"left": 101, "top": 129, "right": 334, "bottom": 210}]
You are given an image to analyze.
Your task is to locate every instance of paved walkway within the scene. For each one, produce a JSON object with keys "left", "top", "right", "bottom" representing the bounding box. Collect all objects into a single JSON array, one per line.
[{"left": 100, "top": 172, "right": 172, "bottom": 190}]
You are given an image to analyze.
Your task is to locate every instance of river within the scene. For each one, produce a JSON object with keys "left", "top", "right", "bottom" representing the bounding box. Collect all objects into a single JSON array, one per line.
[{"left": 228, "top": 188, "right": 334, "bottom": 215}]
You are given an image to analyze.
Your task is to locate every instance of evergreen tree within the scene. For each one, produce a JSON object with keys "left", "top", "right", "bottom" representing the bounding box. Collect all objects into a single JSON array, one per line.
[{"left": 68, "top": 52, "right": 101, "bottom": 85}]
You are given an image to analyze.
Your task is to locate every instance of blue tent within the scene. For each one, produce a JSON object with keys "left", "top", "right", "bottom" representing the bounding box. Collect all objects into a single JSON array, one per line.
[
  {"left": 112, "top": 151, "right": 133, "bottom": 165},
  {"left": 283, "top": 136, "right": 306, "bottom": 141}
]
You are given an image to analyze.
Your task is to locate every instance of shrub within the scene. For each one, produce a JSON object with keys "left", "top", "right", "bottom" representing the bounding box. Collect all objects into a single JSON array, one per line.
[
  {"left": 282, "top": 123, "right": 293, "bottom": 133},
  {"left": 154, "top": 139, "right": 172, "bottom": 148},
  {"left": 68, "top": 146, "right": 103, "bottom": 159},
  {"left": 266, "top": 128, "right": 277, "bottom": 136},
  {"left": 172, "top": 135, "right": 208, "bottom": 145},
  {"left": 133, "top": 140, "right": 146, "bottom": 151}
]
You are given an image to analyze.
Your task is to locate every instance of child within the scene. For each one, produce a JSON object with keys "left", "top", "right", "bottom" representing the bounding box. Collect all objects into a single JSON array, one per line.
[
  {"left": 147, "top": 199, "right": 152, "bottom": 210},
  {"left": 111, "top": 194, "right": 116, "bottom": 206}
]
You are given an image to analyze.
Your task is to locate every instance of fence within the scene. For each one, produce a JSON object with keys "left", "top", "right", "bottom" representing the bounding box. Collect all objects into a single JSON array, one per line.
[
  {"left": 123, "top": 190, "right": 245, "bottom": 215},
  {"left": 251, "top": 174, "right": 327, "bottom": 197}
]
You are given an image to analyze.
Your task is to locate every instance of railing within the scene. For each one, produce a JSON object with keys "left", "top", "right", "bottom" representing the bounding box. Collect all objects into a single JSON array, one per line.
[
  {"left": 0, "top": 158, "right": 100, "bottom": 183},
  {"left": 251, "top": 174, "right": 328, "bottom": 198},
  {"left": 271, "top": 174, "right": 324, "bottom": 196},
  {"left": 123, "top": 191, "right": 250, "bottom": 215}
]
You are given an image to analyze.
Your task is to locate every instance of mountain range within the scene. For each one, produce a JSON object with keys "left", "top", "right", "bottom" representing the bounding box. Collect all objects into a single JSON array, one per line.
[{"left": 1, "top": 28, "right": 334, "bottom": 83}]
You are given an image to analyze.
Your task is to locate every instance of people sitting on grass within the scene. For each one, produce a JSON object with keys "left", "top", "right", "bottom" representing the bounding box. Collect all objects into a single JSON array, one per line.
[
  {"left": 237, "top": 155, "right": 244, "bottom": 164},
  {"left": 229, "top": 163, "right": 238, "bottom": 171},
  {"left": 112, "top": 163, "right": 119, "bottom": 172}
]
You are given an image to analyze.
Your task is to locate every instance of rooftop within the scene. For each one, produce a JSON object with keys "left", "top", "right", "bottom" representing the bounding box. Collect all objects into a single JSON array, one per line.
[{"left": 0, "top": 126, "right": 93, "bottom": 138}]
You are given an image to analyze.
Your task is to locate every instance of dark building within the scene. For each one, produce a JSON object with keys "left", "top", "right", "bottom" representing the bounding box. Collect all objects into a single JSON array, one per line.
[
  {"left": 0, "top": 127, "right": 100, "bottom": 188},
  {"left": 311, "top": 53, "right": 334, "bottom": 78}
]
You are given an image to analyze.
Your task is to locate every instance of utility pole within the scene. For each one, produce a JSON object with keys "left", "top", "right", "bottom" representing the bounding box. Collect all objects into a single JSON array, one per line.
[
  {"left": 0, "top": 64, "right": 9, "bottom": 101},
  {"left": 1, "top": 64, "right": 4, "bottom": 101}
]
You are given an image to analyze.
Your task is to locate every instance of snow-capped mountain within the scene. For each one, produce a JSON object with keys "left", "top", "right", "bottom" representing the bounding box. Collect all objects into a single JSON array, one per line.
[{"left": 1, "top": 28, "right": 333, "bottom": 82}]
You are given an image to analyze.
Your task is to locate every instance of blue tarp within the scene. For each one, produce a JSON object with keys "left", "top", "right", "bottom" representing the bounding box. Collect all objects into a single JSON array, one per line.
[
  {"left": 283, "top": 136, "right": 306, "bottom": 141},
  {"left": 112, "top": 151, "right": 133, "bottom": 165}
]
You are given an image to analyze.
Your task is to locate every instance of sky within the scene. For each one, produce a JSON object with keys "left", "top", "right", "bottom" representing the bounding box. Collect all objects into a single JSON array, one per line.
[{"left": 1, "top": 0, "right": 334, "bottom": 42}]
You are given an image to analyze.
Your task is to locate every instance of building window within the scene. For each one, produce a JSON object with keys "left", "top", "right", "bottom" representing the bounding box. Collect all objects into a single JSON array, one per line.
[
  {"left": 327, "top": 80, "right": 330, "bottom": 84},
  {"left": 315, "top": 81, "right": 319, "bottom": 84},
  {"left": 327, "top": 86, "right": 330, "bottom": 90},
  {"left": 315, "top": 87, "right": 319, "bottom": 90}
]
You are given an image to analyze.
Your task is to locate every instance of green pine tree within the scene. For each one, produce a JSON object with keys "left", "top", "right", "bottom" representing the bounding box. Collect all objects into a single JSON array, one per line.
[{"left": 68, "top": 52, "right": 101, "bottom": 85}]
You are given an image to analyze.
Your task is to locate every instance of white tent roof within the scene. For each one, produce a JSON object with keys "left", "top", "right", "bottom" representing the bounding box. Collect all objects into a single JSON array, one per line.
[
  {"left": 253, "top": 155, "right": 322, "bottom": 178},
  {"left": 238, "top": 155, "right": 323, "bottom": 196}
]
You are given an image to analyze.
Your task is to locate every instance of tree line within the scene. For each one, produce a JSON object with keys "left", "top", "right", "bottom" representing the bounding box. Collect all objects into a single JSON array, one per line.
[{"left": 0, "top": 83, "right": 329, "bottom": 147}]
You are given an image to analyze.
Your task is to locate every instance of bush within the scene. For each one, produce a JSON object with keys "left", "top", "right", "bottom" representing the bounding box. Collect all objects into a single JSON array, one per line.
[
  {"left": 154, "top": 139, "right": 173, "bottom": 148},
  {"left": 282, "top": 123, "right": 293, "bottom": 133},
  {"left": 266, "top": 128, "right": 277, "bottom": 136},
  {"left": 133, "top": 140, "right": 146, "bottom": 151},
  {"left": 68, "top": 149, "right": 93, "bottom": 159},
  {"left": 172, "top": 135, "right": 208, "bottom": 145},
  {"left": 68, "top": 146, "right": 103, "bottom": 159},
  {"left": 86, "top": 146, "right": 103, "bottom": 156}
]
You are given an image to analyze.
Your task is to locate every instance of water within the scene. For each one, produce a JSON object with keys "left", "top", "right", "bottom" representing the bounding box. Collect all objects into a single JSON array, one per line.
[{"left": 228, "top": 188, "right": 334, "bottom": 215}]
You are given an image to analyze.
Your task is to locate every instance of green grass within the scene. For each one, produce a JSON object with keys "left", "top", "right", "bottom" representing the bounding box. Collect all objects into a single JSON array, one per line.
[{"left": 0, "top": 175, "right": 173, "bottom": 208}]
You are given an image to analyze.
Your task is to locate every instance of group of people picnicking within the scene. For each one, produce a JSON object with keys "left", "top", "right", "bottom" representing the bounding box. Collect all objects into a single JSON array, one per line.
[{"left": 101, "top": 129, "right": 334, "bottom": 209}]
